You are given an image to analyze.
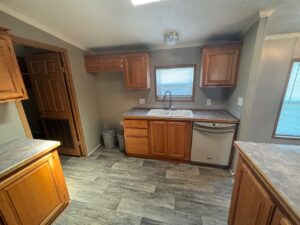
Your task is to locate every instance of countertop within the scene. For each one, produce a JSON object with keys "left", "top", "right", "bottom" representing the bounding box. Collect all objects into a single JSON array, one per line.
[
  {"left": 234, "top": 141, "right": 300, "bottom": 221},
  {"left": 121, "top": 108, "right": 239, "bottom": 124},
  {"left": 0, "top": 138, "right": 60, "bottom": 180}
]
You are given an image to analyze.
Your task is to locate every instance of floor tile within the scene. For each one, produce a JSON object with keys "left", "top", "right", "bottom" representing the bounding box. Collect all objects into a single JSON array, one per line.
[{"left": 54, "top": 146, "right": 233, "bottom": 225}]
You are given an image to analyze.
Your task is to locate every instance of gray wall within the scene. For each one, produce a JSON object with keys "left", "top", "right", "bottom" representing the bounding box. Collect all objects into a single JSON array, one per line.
[
  {"left": 227, "top": 18, "right": 269, "bottom": 172},
  {"left": 96, "top": 47, "right": 231, "bottom": 130},
  {"left": 243, "top": 37, "right": 300, "bottom": 145},
  {"left": 0, "top": 103, "right": 26, "bottom": 144},
  {"left": 0, "top": 11, "right": 101, "bottom": 153},
  {"left": 226, "top": 21, "right": 260, "bottom": 119}
]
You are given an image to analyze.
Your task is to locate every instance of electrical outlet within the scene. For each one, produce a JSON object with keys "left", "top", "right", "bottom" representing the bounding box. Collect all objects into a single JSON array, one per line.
[
  {"left": 206, "top": 98, "right": 212, "bottom": 106},
  {"left": 139, "top": 98, "right": 146, "bottom": 104},
  {"left": 238, "top": 97, "right": 243, "bottom": 106}
]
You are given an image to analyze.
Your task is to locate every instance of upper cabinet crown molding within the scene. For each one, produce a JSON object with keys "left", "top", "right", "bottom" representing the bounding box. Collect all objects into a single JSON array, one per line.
[
  {"left": 200, "top": 43, "right": 242, "bottom": 88},
  {"left": 84, "top": 52, "right": 150, "bottom": 89},
  {"left": 0, "top": 29, "right": 28, "bottom": 102}
]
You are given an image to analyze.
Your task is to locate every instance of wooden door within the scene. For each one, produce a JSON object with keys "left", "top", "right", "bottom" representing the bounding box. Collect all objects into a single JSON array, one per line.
[
  {"left": 229, "top": 160, "right": 274, "bottom": 225},
  {"left": 25, "top": 53, "right": 81, "bottom": 156},
  {"left": 0, "top": 151, "right": 69, "bottom": 225},
  {"left": 0, "top": 31, "right": 27, "bottom": 101},
  {"left": 150, "top": 121, "right": 168, "bottom": 157},
  {"left": 124, "top": 53, "right": 150, "bottom": 89},
  {"left": 201, "top": 44, "right": 241, "bottom": 87},
  {"left": 167, "top": 122, "right": 187, "bottom": 159}
]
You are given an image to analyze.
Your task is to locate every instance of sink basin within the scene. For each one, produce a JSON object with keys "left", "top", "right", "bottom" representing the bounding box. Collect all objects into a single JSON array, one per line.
[
  {"left": 146, "top": 109, "right": 170, "bottom": 117},
  {"left": 146, "top": 109, "right": 193, "bottom": 118},
  {"left": 169, "top": 110, "right": 193, "bottom": 117}
]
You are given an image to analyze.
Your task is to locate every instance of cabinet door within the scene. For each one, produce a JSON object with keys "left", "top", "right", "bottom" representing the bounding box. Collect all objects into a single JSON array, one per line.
[
  {"left": 150, "top": 121, "right": 168, "bottom": 157},
  {"left": 0, "top": 32, "right": 27, "bottom": 101},
  {"left": 101, "top": 55, "right": 124, "bottom": 72},
  {"left": 270, "top": 208, "right": 293, "bottom": 225},
  {"left": 124, "top": 53, "right": 150, "bottom": 89},
  {"left": 0, "top": 151, "right": 69, "bottom": 225},
  {"left": 85, "top": 55, "right": 101, "bottom": 72},
  {"left": 201, "top": 44, "right": 241, "bottom": 87},
  {"left": 229, "top": 160, "right": 274, "bottom": 225},
  {"left": 167, "top": 122, "right": 188, "bottom": 159}
]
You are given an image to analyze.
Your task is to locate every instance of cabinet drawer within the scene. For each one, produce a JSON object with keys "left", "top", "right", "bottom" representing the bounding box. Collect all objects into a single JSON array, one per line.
[
  {"left": 124, "top": 120, "right": 148, "bottom": 129},
  {"left": 125, "top": 128, "right": 148, "bottom": 137},
  {"left": 126, "top": 137, "right": 149, "bottom": 155}
]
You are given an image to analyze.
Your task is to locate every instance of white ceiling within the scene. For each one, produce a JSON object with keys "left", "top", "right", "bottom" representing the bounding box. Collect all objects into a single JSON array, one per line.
[{"left": 0, "top": 0, "right": 299, "bottom": 51}]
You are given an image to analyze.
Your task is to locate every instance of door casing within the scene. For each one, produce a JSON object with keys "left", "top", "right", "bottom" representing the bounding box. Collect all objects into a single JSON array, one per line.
[{"left": 12, "top": 35, "right": 87, "bottom": 156}]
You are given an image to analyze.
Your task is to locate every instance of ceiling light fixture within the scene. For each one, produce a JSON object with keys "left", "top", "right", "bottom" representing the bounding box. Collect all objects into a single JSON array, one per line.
[
  {"left": 131, "top": 0, "right": 160, "bottom": 6},
  {"left": 164, "top": 31, "right": 179, "bottom": 46}
]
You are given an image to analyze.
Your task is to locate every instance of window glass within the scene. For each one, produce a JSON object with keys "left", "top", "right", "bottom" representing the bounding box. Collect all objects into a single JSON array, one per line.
[
  {"left": 275, "top": 62, "right": 300, "bottom": 137},
  {"left": 155, "top": 66, "right": 195, "bottom": 101}
]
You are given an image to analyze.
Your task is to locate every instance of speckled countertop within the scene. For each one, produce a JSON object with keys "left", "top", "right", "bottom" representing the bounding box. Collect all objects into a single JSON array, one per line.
[
  {"left": 234, "top": 141, "right": 300, "bottom": 220},
  {"left": 121, "top": 108, "right": 239, "bottom": 124},
  {"left": 0, "top": 138, "right": 60, "bottom": 179}
]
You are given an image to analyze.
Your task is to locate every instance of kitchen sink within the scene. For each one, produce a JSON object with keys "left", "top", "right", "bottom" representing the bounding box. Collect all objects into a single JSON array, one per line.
[{"left": 146, "top": 109, "right": 193, "bottom": 118}]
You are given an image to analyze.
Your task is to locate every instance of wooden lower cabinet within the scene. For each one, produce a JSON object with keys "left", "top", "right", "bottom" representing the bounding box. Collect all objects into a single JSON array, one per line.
[
  {"left": 229, "top": 157, "right": 297, "bottom": 225},
  {"left": 124, "top": 119, "right": 191, "bottom": 161},
  {"left": 229, "top": 160, "right": 274, "bottom": 225},
  {"left": 149, "top": 121, "right": 191, "bottom": 160},
  {"left": 124, "top": 120, "right": 149, "bottom": 156},
  {"left": 0, "top": 151, "right": 69, "bottom": 225},
  {"left": 150, "top": 121, "right": 168, "bottom": 157},
  {"left": 167, "top": 122, "right": 190, "bottom": 159}
]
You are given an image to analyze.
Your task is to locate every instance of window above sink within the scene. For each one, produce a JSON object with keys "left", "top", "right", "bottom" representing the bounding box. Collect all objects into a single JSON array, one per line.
[{"left": 155, "top": 65, "right": 195, "bottom": 102}]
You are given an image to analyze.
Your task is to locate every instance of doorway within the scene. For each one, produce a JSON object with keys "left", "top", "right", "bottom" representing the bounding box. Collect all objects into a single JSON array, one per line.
[{"left": 12, "top": 37, "right": 87, "bottom": 156}]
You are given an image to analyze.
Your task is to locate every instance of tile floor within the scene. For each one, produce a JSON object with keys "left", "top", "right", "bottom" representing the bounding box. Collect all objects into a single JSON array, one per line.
[{"left": 54, "top": 147, "right": 233, "bottom": 225}]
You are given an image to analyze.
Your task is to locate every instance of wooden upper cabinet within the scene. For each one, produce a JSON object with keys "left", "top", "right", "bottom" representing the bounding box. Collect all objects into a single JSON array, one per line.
[
  {"left": 84, "top": 52, "right": 150, "bottom": 89},
  {"left": 101, "top": 55, "right": 123, "bottom": 72},
  {"left": 85, "top": 55, "right": 101, "bottom": 72},
  {"left": 229, "top": 160, "right": 274, "bottom": 225},
  {"left": 123, "top": 53, "right": 150, "bottom": 89},
  {"left": 0, "top": 29, "right": 27, "bottom": 102},
  {"left": 200, "top": 44, "right": 241, "bottom": 87}
]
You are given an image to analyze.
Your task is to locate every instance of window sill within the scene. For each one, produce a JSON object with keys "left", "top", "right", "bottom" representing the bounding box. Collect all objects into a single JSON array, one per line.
[{"left": 273, "top": 135, "right": 300, "bottom": 141}]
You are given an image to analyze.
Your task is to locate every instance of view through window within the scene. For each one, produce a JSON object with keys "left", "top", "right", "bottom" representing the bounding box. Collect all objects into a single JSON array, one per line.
[
  {"left": 155, "top": 65, "right": 195, "bottom": 101},
  {"left": 275, "top": 61, "right": 300, "bottom": 138}
]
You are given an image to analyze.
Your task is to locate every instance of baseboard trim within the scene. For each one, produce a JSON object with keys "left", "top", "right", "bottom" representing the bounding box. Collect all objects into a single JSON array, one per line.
[{"left": 87, "top": 143, "right": 101, "bottom": 156}]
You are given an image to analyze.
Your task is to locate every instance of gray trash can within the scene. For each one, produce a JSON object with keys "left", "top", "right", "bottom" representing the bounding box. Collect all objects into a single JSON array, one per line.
[
  {"left": 117, "top": 130, "right": 125, "bottom": 151},
  {"left": 102, "top": 129, "right": 116, "bottom": 149}
]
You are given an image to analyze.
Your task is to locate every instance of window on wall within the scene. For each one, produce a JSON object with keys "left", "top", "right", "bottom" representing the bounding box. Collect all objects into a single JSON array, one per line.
[
  {"left": 274, "top": 61, "right": 300, "bottom": 138},
  {"left": 155, "top": 65, "right": 195, "bottom": 101}
]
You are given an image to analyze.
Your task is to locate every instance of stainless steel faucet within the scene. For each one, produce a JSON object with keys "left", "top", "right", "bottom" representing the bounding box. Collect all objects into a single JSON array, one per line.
[{"left": 162, "top": 91, "right": 174, "bottom": 110}]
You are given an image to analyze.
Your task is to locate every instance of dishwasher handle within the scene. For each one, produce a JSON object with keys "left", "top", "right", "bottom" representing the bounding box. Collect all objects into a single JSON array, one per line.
[
  {"left": 194, "top": 123, "right": 236, "bottom": 130},
  {"left": 193, "top": 127, "right": 234, "bottom": 135}
]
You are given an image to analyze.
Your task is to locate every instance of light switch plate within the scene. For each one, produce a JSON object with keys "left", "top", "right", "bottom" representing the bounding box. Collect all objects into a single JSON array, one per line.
[
  {"left": 238, "top": 97, "right": 243, "bottom": 106},
  {"left": 206, "top": 98, "right": 212, "bottom": 106},
  {"left": 139, "top": 98, "right": 146, "bottom": 104}
]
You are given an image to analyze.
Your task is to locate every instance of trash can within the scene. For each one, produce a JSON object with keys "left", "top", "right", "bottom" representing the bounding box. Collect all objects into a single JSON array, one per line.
[
  {"left": 102, "top": 129, "right": 116, "bottom": 149},
  {"left": 117, "top": 130, "right": 125, "bottom": 151}
]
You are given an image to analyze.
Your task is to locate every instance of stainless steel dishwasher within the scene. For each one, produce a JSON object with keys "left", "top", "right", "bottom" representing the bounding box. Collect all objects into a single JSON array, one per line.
[{"left": 191, "top": 122, "right": 236, "bottom": 167}]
